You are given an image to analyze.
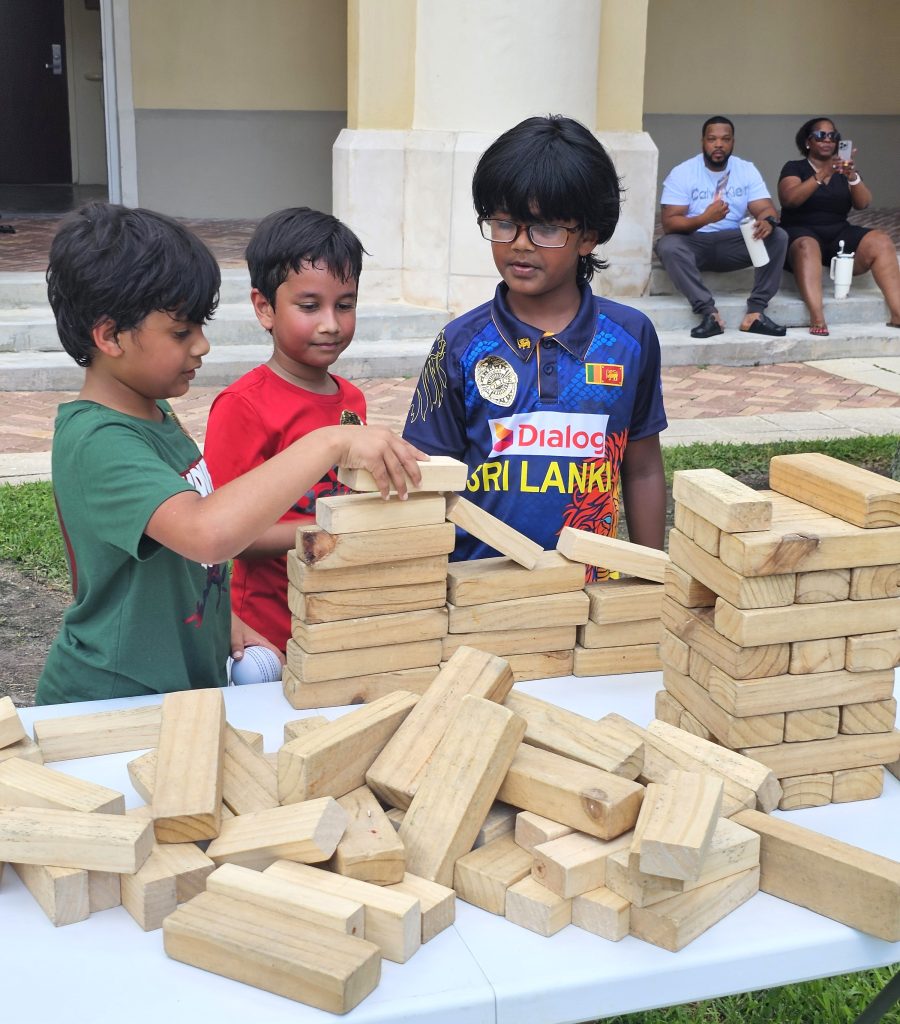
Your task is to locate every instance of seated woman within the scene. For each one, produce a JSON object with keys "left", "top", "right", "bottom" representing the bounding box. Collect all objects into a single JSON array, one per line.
[{"left": 778, "top": 116, "right": 900, "bottom": 336}]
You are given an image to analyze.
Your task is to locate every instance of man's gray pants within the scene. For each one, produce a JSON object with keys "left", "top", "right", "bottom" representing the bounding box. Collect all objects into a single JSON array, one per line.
[{"left": 656, "top": 227, "right": 788, "bottom": 316}]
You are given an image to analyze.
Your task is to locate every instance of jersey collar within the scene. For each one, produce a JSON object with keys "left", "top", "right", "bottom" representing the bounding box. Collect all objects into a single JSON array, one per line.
[{"left": 491, "top": 282, "right": 596, "bottom": 363}]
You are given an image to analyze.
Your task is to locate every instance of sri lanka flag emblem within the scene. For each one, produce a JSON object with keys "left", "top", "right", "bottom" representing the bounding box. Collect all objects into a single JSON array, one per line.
[{"left": 586, "top": 363, "right": 624, "bottom": 386}]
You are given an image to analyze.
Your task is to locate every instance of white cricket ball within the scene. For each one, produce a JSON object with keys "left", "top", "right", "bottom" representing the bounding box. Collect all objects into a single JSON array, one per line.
[{"left": 230, "top": 646, "right": 283, "bottom": 685}]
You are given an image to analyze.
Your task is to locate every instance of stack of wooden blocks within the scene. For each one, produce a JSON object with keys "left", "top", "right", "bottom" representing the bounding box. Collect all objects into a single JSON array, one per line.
[{"left": 660, "top": 455, "right": 900, "bottom": 810}]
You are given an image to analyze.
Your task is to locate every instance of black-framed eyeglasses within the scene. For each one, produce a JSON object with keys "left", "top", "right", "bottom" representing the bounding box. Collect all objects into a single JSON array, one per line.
[
  {"left": 809, "top": 130, "right": 839, "bottom": 141},
  {"left": 479, "top": 218, "right": 580, "bottom": 248}
]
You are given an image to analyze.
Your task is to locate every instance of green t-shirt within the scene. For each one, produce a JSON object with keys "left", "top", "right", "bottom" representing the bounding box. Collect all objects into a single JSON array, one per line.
[{"left": 37, "top": 400, "right": 231, "bottom": 704}]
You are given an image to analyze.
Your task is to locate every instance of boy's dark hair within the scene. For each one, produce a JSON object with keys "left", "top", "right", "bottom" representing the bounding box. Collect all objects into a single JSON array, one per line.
[
  {"left": 701, "top": 115, "right": 735, "bottom": 136},
  {"left": 472, "top": 114, "right": 622, "bottom": 281},
  {"left": 795, "top": 116, "right": 839, "bottom": 155},
  {"left": 245, "top": 207, "right": 366, "bottom": 306},
  {"left": 47, "top": 202, "right": 220, "bottom": 367}
]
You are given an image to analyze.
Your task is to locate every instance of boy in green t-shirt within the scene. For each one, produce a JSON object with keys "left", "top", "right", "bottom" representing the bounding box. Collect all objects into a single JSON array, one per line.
[{"left": 37, "top": 203, "right": 423, "bottom": 705}]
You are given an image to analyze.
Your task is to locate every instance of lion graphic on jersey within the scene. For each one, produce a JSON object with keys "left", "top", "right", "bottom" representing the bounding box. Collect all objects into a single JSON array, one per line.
[{"left": 408, "top": 332, "right": 448, "bottom": 425}]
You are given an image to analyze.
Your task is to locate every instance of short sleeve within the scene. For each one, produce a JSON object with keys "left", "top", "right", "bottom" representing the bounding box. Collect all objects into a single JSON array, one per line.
[
  {"left": 402, "top": 329, "right": 468, "bottom": 458},
  {"left": 627, "top": 317, "right": 668, "bottom": 442},
  {"left": 204, "top": 389, "right": 270, "bottom": 488},
  {"left": 745, "top": 163, "right": 772, "bottom": 203},
  {"left": 660, "top": 165, "right": 689, "bottom": 207}
]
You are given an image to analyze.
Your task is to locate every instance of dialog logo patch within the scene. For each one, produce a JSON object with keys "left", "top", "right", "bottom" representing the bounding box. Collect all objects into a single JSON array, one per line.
[{"left": 488, "top": 411, "right": 609, "bottom": 458}]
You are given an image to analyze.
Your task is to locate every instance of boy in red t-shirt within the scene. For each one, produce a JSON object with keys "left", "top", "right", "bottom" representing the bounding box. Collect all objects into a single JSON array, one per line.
[{"left": 204, "top": 208, "right": 369, "bottom": 650}]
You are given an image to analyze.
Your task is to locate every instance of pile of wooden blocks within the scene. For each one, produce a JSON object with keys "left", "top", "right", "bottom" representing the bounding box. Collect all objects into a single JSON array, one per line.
[{"left": 660, "top": 455, "right": 900, "bottom": 810}]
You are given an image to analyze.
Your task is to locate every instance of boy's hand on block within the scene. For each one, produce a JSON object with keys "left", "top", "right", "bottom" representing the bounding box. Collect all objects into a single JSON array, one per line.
[{"left": 336, "top": 426, "right": 428, "bottom": 500}]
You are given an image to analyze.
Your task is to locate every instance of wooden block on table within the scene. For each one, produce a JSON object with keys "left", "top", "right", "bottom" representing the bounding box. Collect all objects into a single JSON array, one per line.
[
  {"left": 289, "top": 580, "right": 447, "bottom": 624},
  {"left": 127, "top": 749, "right": 156, "bottom": 803},
  {"left": 832, "top": 766, "right": 883, "bottom": 803},
  {"left": 287, "top": 549, "right": 448, "bottom": 595},
  {"left": 265, "top": 859, "right": 421, "bottom": 964},
  {"left": 285, "top": 638, "right": 442, "bottom": 685},
  {"left": 385, "top": 872, "right": 455, "bottom": 942},
  {"left": 629, "top": 865, "right": 759, "bottom": 952},
  {"left": 504, "top": 690, "right": 643, "bottom": 779},
  {"left": 577, "top": 617, "right": 661, "bottom": 649},
  {"left": 506, "top": 874, "right": 572, "bottom": 936},
  {"left": 660, "top": 629, "right": 691, "bottom": 673},
  {"left": 121, "top": 834, "right": 215, "bottom": 930},
  {"left": 604, "top": 847, "right": 681, "bottom": 907},
  {"left": 846, "top": 630, "right": 900, "bottom": 671},
  {"left": 474, "top": 800, "right": 518, "bottom": 848},
  {"left": 152, "top": 689, "right": 225, "bottom": 844},
  {"left": 0, "top": 736, "right": 43, "bottom": 765},
  {"left": 672, "top": 468, "right": 772, "bottom": 533},
  {"left": 399, "top": 695, "right": 525, "bottom": 887},
  {"left": 790, "top": 637, "right": 845, "bottom": 674},
  {"left": 445, "top": 493, "right": 543, "bottom": 569},
  {"left": 447, "top": 551, "right": 586, "bottom": 608},
  {"left": 205, "top": 798, "right": 348, "bottom": 870},
  {"left": 0, "top": 757, "right": 125, "bottom": 814},
  {"left": 221, "top": 724, "right": 278, "bottom": 815},
  {"left": 680, "top": 709, "right": 715, "bottom": 742},
  {"left": 732, "top": 808, "right": 900, "bottom": 941},
  {"left": 329, "top": 786, "right": 405, "bottom": 884},
  {"left": 663, "top": 562, "right": 716, "bottom": 609},
  {"left": 292, "top": 607, "right": 448, "bottom": 654},
  {"left": 315, "top": 491, "right": 446, "bottom": 533},
  {"left": 338, "top": 454, "right": 469, "bottom": 494},
  {"left": 674, "top": 503, "right": 721, "bottom": 556},
  {"left": 849, "top": 563, "right": 900, "bottom": 600},
  {"left": 795, "top": 568, "right": 850, "bottom": 604},
  {"left": 282, "top": 666, "right": 439, "bottom": 709},
  {"left": 295, "top": 521, "right": 455, "bottom": 571},
  {"left": 506, "top": 649, "right": 575, "bottom": 681},
  {"left": 279, "top": 690, "right": 418, "bottom": 805},
  {"left": 163, "top": 890, "right": 381, "bottom": 1014},
  {"left": 32, "top": 704, "right": 161, "bottom": 762},
  {"left": 557, "top": 527, "right": 670, "bottom": 582},
  {"left": 515, "top": 811, "right": 573, "bottom": 854},
  {"left": 447, "top": 591, "right": 588, "bottom": 634},
  {"left": 498, "top": 743, "right": 644, "bottom": 841},
  {"left": 740, "top": 730, "right": 900, "bottom": 777},
  {"left": 284, "top": 715, "right": 329, "bottom": 744},
  {"left": 573, "top": 643, "right": 662, "bottom": 676},
  {"left": 839, "top": 698, "right": 897, "bottom": 735},
  {"left": 365, "top": 646, "right": 513, "bottom": 809},
  {"left": 442, "top": 625, "right": 576, "bottom": 661},
  {"left": 532, "top": 830, "right": 632, "bottom": 898},
  {"left": 888, "top": 758, "right": 900, "bottom": 783},
  {"left": 0, "top": 696, "right": 26, "bottom": 749},
  {"left": 12, "top": 862, "right": 90, "bottom": 926},
  {"left": 784, "top": 707, "right": 839, "bottom": 742},
  {"left": 572, "top": 885, "right": 630, "bottom": 940},
  {"left": 778, "top": 773, "right": 833, "bottom": 810},
  {"left": 0, "top": 806, "right": 152, "bottom": 872},
  {"left": 453, "top": 833, "right": 533, "bottom": 915},
  {"left": 89, "top": 870, "right": 122, "bottom": 911},
  {"left": 585, "top": 578, "right": 664, "bottom": 624}
]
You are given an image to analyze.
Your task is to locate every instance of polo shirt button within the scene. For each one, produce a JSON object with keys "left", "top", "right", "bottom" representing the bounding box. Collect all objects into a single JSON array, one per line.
[
  {"left": 543, "top": 364, "right": 555, "bottom": 375},
  {"left": 542, "top": 338, "right": 556, "bottom": 348}
]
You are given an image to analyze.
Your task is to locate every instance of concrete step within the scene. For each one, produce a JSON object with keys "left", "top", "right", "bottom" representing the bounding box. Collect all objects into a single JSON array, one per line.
[{"left": 647, "top": 262, "right": 884, "bottom": 297}]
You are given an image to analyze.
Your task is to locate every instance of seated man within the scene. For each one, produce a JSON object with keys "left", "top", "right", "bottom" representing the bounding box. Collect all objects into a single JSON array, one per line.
[{"left": 657, "top": 115, "right": 788, "bottom": 339}]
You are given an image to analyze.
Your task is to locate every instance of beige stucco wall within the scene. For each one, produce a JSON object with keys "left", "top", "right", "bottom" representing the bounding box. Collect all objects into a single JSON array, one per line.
[
  {"left": 596, "top": 0, "right": 648, "bottom": 131},
  {"left": 130, "top": 0, "right": 347, "bottom": 110},
  {"left": 348, "top": 0, "right": 415, "bottom": 129}
]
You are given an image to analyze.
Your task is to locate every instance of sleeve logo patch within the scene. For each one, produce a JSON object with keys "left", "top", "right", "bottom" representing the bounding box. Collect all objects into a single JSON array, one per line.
[
  {"left": 474, "top": 355, "right": 518, "bottom": 407},
  {"left": 586, "top": 363, "right": 624, "bottom": 386}
]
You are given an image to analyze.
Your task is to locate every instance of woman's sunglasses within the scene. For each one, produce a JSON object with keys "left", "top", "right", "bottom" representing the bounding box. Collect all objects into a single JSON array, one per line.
[{"left": 809, "top": 130, "right": 839, "bottom": 141}]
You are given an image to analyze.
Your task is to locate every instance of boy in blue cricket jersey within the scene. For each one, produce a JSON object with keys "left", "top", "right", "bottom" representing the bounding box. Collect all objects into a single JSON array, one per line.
[{"left": 403, "top": 115, "right": 667, "bottom": 579}]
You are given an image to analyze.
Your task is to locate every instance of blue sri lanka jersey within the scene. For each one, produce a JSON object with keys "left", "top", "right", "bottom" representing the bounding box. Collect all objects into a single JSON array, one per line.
[{"left": 403, "top": 282, "right": 667, "bottom": 577}]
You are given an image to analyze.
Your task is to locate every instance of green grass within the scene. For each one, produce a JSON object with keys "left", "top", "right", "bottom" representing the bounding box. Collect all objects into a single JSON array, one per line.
[{"left": 0, "top": 480, "right": 67, "bottom": 587}]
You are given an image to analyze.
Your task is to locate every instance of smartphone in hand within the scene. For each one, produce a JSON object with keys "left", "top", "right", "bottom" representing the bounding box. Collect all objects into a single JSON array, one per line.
[{"left": 838, "top": 139, "right": 853, "bottom": 163}]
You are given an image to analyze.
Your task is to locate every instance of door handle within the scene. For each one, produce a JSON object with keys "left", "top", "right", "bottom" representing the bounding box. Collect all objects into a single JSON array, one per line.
[
  {"left": 44, "top": 43, "right": 63, "bottom": 75},
  {"left": 84, "top": 72, "right": 103, "bottom": 82}
]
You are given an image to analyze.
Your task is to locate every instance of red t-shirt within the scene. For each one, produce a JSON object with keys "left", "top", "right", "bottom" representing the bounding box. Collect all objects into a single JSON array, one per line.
[{"left": 204, "top": 365, "right": 366, "bottom": 650}]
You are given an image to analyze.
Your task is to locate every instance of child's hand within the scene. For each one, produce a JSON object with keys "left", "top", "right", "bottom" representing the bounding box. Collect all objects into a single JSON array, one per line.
[
  {"left": 230, "top": 612, "right": 285, "bottom": 665},
  {"left": 338, "top": 425, "right": 428, "bottom": 499}
]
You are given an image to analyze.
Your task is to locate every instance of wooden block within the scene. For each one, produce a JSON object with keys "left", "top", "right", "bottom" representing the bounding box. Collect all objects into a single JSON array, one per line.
[
  {"left": 840, "top": 698, "right": 897, "bottom": 735},
  {"left": 663, "top": 562, "right": 716, "bottom": 608},
  {"left": 514, "top": 811, "right": 573, "bottom": 854},
  {"left": 661, "top": 599, "right": 789, "bottom": 679},
  {"left": 778, "top": 773, "right": 833, "bottom": 810},
  {"left": 399, "top": 695, "right": 526, "bottom": 886},
  {"left": 338, "top": 454, "right": 469, "bottom": 494},
  {"left": 672, "top": 468, "right": 771, "bottom": 533},
  {"left": 629, "top": 865, "right": 759, "bottom": 952},
  {"left": 888, "top": 758, "right": 900, "bottom": 783},
  {"left": 795, "top": 568, "right": 850, "bottom": 604},
  {"left": 680, "top": 709, "right": 715, "bottom": 741},
  {"left": 769, "top": 452, "right": 900, "bottom": 528},
  {"left": 445, "top": 492, "right": 543, "bottom": 569},
  {"left": 234, "top": 728, "right": 264, "bottom": 753},
  {"left": 572, "top": 885, "right": 630, "bottom": 940},
  {"left": 849, "top": 564, "right": 900, "bottom": 600},
  {"left": 784, "top": 707, "right": 839, "bottom": 742},
  {"left": 557, "top": 527, "right": 669, "bottom": 582},
  {"left": 127, "top": 749, "right": 156, "bottom": 803},
  {"left": 453, "top": 833, "right": 533, "bottom": 915},
  {"left": 385, "top": 872, "right": 455, "bottom": 942},
  {"left": 506, "top": 649, "right": 575, "bottom": 681},
  {"left": 585, "top": 578, "right": 664, "bottom": 624},
  {"left": 0, "top": 758, "right": 125, "bottom": 814},
  {"left": 121, "top": 835, "right": 215, "bottom": 930},
  {"left": 32, "top": 704, "right": 161, "bottom": 762},
  {"left": 0, "top": 806, "right": 153, "bottom": 872},
  {"left": 89, "top": 870, "right": 122, "bottom": 911},
  {"left": 740, "top": 731, "right": 900, "bottom": 777},
  {"left": 366, "top": 646, "right": 514, "bottom": 809},
  {"left": 221, "top": 724, "right": 278, "bottom": 815},
  {"left": 287, "top": 549, "right": 448, "bottom": 595},
  {"left": 504, "top": 690, "right": 643, "bottom": 779},
  {"left": 205, "top": 862, "right": 364, "bottom": 937},
  {"left": 573, "top": 643, "right": 662, "bottom": 676},
  {"left": 285, "top": 638, "right": 442, "bottom": 684},
  {"left": 532, "top": 830, "right": 632, "bottom": 898},
  {"left": 0, "top": 696, "right": 26, "bottom": 749},
  {"left": 732, "top": 808, "right": 900, "bottom": 941},
  {"left": 636, "top": 771, "right": 724, "bottom": 881},
  {"left": 447, "top": 591, "right": 588, "bottom": 635},
  {"left": 604, "top": 847, "right": 681, "bottom": 907},
  {"left": 163, "top": 890, "right": 381, "bottom": 1014},
  {"left": 505, "top": 874, "right": 572, "bottom": 936},
  {"left": 577, "top": 617, "right": 661, "bottom": 649},
  {"left": 790, "top": 637, "right": 845, "bottom": 674},
  {"left": 0, "top": 736, "right": 43, "bottom": 765},
  {"left": 289, "top": 580, "right": 447, "bottom": 624},
  {"left": 265, "top": 859, "right": 421, "bottom": 964},
  {"left": 12, "top": 862, "right": 90, "bottom": 926},
  {"left": 674, "top": 504, "right": 721, "bottom": 556},
  {"left": 660, "top": 629, "right": 691, "bottom": 673},
  {"left": 152, "top": 689, "right": 225, "bottom": 843},
  {"left": 279, "top": 691, "right": 418, "bottom": 805},
  {"left": 282, "top": 666, "right": 439, "bottom": 709},
  {"left": 292, "top": 607, "right": 448, "bottom": 654},
  {"left": 315, "top": 491, "right": 446, "bottom": 533},
  {"left": 846, "top": 630, "right": 900, "bottom": 671},
  {"left": 669, "top": 530, "right": 796, "bottom": 610},
  {"left": 329, "top": 786, "right": 405, "bottom": 884},
  {"left": 205, "top": 798, "right": 348, "bottom": 870},
  {"left": 442, "top": 625, "right": 576, "bottom": 661},
  {"left": 832, "top": 766, "right": 884, "bottom": 803},
  {"left": 498, "top": 744, "right": 644, "bottom": 841},
  {"left": 474, "top": 801, "right": 518, "bottom": 848},
  {"left": 283, "top": 716, "right": 329, "bottom": 744},
  {"left": 447, "top": 551, "right": 586, "bottom": 608},
  {"left": 647, "top": 718, "right": 782, "bottom": 813},
  {"left": 295, "top": 521, "right": 455, "bottom": 570}
]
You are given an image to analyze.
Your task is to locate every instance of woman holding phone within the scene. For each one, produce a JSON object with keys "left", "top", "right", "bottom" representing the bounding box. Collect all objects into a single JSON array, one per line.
[{"left": 777, "top": 116, "right": 900, "bottom": 336}]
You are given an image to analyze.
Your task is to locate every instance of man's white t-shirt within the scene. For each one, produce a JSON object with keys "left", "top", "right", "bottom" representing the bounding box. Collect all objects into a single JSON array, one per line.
[{"left": 660, "top": 154, "right": 771, "bottom": 233}]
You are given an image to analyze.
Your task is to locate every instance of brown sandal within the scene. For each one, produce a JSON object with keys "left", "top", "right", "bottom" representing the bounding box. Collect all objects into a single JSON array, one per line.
[{"left": 809, "top": 323, "right": 830, "bottom": 336}]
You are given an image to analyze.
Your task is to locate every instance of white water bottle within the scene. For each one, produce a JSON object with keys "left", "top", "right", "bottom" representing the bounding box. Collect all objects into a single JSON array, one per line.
[
  {"left": 830, "top": 240, "right": 855, "bottom": 299},
  {"left": 740, "top": 215, "right": 770, "bottom": 267}
]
